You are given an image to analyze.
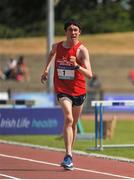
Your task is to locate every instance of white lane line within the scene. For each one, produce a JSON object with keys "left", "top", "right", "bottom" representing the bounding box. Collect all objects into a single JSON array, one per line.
[
  {"left": 1, "top": 140, "right": 134, "bottom": 163},
  {"left": 0, "top": 173, "right": 20, "bottom": 179},
  {"left": 74, "top": 167, "right": 132, "bottom": 179},
  {"left": 0, "top": 153, "right": 133, "bottom": 179}
]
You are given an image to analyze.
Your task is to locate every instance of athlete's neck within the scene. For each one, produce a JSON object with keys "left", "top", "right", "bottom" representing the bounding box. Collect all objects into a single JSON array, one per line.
[{"left": 63, "top": 40, "right": 79, "bottom": 48}]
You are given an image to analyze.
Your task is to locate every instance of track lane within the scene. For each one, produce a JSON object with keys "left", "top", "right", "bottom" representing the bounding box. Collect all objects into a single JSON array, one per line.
[{"left": 0, "top": 143, "right": 133, "bottom": 179}]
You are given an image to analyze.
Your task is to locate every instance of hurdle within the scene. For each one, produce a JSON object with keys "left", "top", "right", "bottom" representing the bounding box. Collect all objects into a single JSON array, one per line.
[
  {"left": 0, "top": 99, "right": 35, "bottom": 108},
  {"left": 90, "top": 100, "right": 134, "bottom": 150}
]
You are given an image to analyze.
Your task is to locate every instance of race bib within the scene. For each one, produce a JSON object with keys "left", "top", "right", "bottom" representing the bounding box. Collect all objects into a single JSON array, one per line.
[{"left": 57, "top": 65, "right": 75, "bottom": 80}]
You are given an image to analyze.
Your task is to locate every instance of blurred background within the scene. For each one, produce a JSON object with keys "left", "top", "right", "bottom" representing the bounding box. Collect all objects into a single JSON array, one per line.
[
  {"left": 0, "top": 0, "right": 134, "bottom": 156},
  {"left": 0, "top": 0, "right": 134, "bottom": 110}
]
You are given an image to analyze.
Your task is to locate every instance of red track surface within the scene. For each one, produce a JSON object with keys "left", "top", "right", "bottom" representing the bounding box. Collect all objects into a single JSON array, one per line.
[{"left": 0, "top": 143, "right": 134, "bottom": 179}]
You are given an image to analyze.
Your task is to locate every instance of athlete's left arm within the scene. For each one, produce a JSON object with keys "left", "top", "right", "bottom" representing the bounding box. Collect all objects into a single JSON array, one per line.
[{"left": 77, "top": 46, "right": 93, "bottom": 79}]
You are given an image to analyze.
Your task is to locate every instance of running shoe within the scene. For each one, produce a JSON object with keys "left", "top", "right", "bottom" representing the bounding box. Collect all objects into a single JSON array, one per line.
[{"left": 61, "top": 155, "right": 74, "bottom": 170}]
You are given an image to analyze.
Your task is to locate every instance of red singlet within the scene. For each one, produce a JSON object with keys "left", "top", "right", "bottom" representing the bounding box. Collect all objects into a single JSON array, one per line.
[{"left": 54, "top": 41, "right": 86, "bottom": 96}]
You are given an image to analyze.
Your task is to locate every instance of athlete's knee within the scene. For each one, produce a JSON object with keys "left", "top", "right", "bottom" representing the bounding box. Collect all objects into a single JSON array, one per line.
[
  {"left": 65, "top": 114, "right": 73, "bottom": 127},
  {"left": 72, "top": 123, "right": 77, "bottom": 132},
  {"left": 72, "top": 122, "right": 77, "bottom": 129}
]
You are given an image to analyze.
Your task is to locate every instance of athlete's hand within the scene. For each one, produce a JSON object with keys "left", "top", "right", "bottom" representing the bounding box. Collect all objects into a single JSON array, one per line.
[
  {"left": 41, "top": 71, "right": 48, "bottom": 84},
  {"left": 70, "top": 56, "right": 77, "bottom": 66}
]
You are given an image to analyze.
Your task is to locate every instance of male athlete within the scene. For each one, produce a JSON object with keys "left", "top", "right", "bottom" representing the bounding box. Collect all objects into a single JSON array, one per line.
[{"left": 41, "top": 19, "right": 93, "bottom": 170}]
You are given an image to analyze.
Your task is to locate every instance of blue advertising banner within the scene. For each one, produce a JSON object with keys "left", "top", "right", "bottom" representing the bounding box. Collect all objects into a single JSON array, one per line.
[{"left": 0, "top": 107, "right": 64, "bottom": 135}]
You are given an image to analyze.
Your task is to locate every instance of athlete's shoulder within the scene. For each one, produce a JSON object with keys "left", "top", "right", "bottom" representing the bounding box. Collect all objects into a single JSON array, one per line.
[
  {"left": 79, "top": 44, "right": 88, "bottom": 51},
  {"left": 52, "top": 41, "right": 63, "bottom": 49},
  {"left": 51, "top": 42, "right": 59, "bottom": 53},
  {"left": 52, "top": 43, "right": 58, "bottom": 49},
  {"left": 77, "top": 44, "right": 89, "bottom": 56}
]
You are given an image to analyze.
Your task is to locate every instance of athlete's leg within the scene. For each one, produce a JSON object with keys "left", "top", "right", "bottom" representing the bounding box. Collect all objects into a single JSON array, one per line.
[
  {"left": 59, "top": 97, "right": 73, "bottom": 156},
  {"left": 72, "top": 104, "right": 83, "bottom": 148}
]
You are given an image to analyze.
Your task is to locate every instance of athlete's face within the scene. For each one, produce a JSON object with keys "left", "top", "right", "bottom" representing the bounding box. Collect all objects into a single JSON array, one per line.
[{"left": 65, "top": 25, "right": 81, "bottom": 42}]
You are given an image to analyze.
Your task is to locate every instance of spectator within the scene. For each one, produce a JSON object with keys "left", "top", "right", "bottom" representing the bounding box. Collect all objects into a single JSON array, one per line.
[
  {"left": 128, "top": 70, "right": 134, "bottom": 84},
  {"left": 89, "top": 74, "right": 102, "bottom": 90},
  {"left": 4, "top": 58, "right": 17, "bottom": 79},
  {"left": 0, "top": 67, "right": 6, "bottom": 80},
  {"left": 15, "top": 56, "right": 30, "bottom": 82},
  {"left": 0, "top": 58, "right": 17, "bottom": 80}
]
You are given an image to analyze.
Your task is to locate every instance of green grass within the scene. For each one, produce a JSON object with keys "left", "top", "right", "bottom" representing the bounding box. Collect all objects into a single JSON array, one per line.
[{"left": 0, "top": 119, "right": 134, "bottom": 159}]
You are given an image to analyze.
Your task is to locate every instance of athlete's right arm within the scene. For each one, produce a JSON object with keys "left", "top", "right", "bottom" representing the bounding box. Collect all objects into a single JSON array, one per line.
[{"left": 41, "top": 44, "right": 57, "bottom": 83}]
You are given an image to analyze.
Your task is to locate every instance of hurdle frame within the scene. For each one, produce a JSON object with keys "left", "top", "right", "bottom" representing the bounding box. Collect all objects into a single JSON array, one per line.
[
  {"left": 0, "top": 100, "right": 35, "bottom": 108},
  {"left": 91, "top": 100, "right": 134, "bottom": 150}
]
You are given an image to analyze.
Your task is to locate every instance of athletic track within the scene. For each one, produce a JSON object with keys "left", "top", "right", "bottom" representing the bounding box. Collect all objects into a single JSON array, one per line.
[{"left": 0, "top": 141, "right": 134, "bottom": 179}]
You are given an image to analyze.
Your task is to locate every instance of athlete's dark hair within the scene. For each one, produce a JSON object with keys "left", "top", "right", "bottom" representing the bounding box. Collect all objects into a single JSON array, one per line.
[{"left": 64, "top": 19, "right": 82, "bottom": 31}]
